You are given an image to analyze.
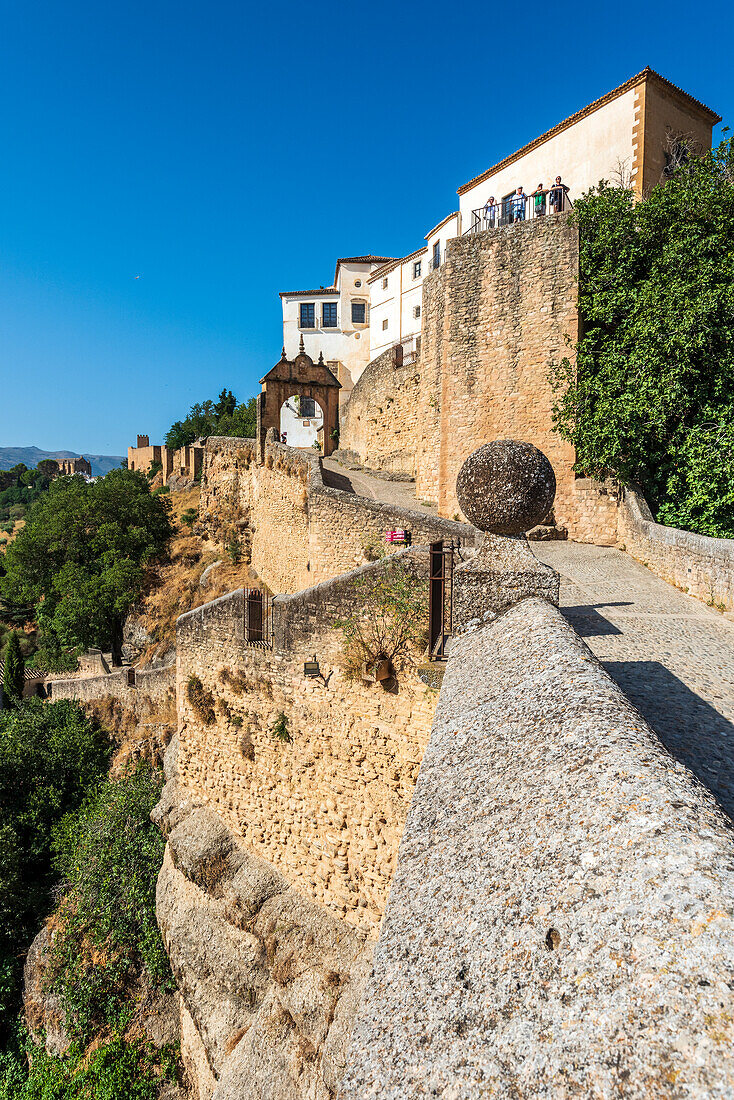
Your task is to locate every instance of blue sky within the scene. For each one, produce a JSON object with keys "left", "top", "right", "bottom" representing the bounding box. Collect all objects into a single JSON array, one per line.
[{"left": 0, "top": 0, "right": 731, "bottom": 456}]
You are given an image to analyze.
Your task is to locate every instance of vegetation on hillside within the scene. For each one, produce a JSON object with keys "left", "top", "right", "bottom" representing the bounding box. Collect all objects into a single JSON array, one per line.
[
  {"left": 0, "top": 461, "right": 61, "bottom": 552},
  {"left": 552, "top": 137, "right": 734, "bottom": 537},
  {"left": 0, "top": 701, "right": 112, "bottom": 1036},
  {"left": 165, "top": 388, "right": 257, "bottom": 449},
  {"left": 1, "top": 469, "right": 172, "bottom": 666},
  {"left": 0, "top": 701, "right": 180, "bottom": 1097}
]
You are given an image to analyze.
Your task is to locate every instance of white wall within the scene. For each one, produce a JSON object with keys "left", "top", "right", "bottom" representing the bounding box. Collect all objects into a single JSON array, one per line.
[
  {"left": 368, "top": 250, "right": 427, "bottom": 359},
  {"left": 279, "top": 395, "right": 324, "bottom": 448},
  {"left": 425, "top": 213, "right": 461, "bottom": 275},
  {"left": 458, "top": 88, "right": 638, "bottom": 224},
  {"left": 280, "top": 261, "right": 378, "bottom": 392}
]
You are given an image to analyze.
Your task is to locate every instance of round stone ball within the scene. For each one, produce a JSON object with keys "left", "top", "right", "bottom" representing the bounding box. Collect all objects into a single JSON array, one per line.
[{"left": 456, "top": 440, "right": 556, "bottom": 535}]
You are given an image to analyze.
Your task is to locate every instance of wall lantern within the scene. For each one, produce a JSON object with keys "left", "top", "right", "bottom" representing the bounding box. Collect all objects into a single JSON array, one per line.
[{"left": 304, "top": 655, "right": 322, "bottom": 679}]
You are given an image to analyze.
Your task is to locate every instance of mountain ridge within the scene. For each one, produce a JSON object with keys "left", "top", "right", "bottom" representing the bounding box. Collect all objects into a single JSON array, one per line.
[{"left": 0, "top": 446, "right": 125, "bottom": 476}]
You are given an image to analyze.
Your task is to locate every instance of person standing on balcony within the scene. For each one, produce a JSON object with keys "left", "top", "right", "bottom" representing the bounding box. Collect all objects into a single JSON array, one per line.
[
  {"left": 532, "top": 183, "right": 547, "bottom": 217},
  {"left": 511, "top": 187, "right": 526, "bottom": 222},
  {"left": 484, "top": 196, "right": 497, "bottom": 228},
  {"left": 550, "top": 175, "right": 570, "bottom": 213}
]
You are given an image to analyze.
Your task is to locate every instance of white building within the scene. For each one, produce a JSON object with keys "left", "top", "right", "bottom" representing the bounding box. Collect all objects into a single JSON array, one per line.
[
  {"left": 279, "top": 69, "right": 718, "bottom": 390},
  {"left": 279, "top": 256, "right": 395, "bottom": 401}
]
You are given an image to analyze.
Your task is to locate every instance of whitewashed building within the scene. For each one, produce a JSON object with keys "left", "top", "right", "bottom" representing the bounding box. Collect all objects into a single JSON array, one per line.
[
  {"left": 279, "top": 256, "right": 395, "bottom": 401},
  {"left": 279, "top": 68, "right": 719, "bottom": 390}
]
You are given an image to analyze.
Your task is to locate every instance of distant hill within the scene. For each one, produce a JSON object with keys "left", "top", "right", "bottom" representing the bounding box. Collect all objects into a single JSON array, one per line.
[{"left": 0, "top": 447, "right": 124, "bottom": 477}]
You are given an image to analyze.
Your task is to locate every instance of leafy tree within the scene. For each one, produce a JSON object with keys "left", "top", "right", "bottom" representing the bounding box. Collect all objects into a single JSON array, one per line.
[
  {"left": 551, "top": 138, "right": 734, "bottom": 536},
  {"left": 165, "top": 390, "right": 257, "bottom": 449},
  {"left": 1, "top": 632, "right": 24, "bottom": 708},
  {"left": 1, "top": 469, "right": 171, "bottom": 664},
  {"left": 336, "top": 562, "right": 428, "bottom": 679}
]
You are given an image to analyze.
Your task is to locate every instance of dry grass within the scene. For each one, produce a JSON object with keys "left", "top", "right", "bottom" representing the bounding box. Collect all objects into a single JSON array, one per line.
[
  {"left": 0, "top": 517, "right": 25, "bottom": 555},
  {"left": 134, "top": 486, "right": 259, "bottom": 664}
]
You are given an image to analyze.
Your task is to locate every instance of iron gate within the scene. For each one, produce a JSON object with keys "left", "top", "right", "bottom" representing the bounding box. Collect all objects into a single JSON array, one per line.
[{"left": 428, "top": 540, "right": 457, "bottom": 659}]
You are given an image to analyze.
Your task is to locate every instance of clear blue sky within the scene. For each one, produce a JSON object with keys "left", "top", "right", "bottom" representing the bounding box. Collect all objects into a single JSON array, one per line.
[{"left": 0, "top": 0, "right": 731, "bottom": 456}]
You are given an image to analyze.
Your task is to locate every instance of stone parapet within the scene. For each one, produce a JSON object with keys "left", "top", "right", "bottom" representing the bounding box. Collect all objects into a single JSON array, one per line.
[
  {"left": 47, "top": 664, "right": 174, "bottom": 708},
  {"left": 340, "top": 597, "right": 734, "bottom": 1098},
  {"left": 619, "top": 487, "right": 734, "bottom": 611}
]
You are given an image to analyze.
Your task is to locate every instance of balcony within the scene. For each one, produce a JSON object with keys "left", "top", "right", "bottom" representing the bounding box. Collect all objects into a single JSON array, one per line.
[{"left": 463, "top": 188, "right": 573, "bottom": 236}]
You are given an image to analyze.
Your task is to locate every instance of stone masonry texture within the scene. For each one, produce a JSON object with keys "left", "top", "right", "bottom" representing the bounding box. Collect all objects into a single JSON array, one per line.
[
  {"left": 174, "top": 554, "right": 438, "bottom": 935},
  {"left": 340, "top": 217, "right": 620, "bottom": 544},
  {"left": 199, "top": 435, "right": 478, "bottom": 594},
  {"left": 339, "top": 597, "right": 734, "bottom": 1098}
]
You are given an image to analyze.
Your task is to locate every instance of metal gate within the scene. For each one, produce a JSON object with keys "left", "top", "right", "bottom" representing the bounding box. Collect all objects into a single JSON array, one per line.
[
  {"left": 428, "top": 540, "right": 456, "bottom": 659},
  {"left": 244, "top": 588, "right": 273, "bottom": 648}
]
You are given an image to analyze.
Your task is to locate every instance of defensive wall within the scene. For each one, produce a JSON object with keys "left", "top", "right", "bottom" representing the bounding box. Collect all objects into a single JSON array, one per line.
[
  {"left": 173, "top": 551, "right": 436, "bottom": 936},
  {"left": 199, "top": 435, "right": 478, "bottom": 594},
  {"left": 48, "top": 663, "right": 175, "bottom": 711},
  {"left": 127, "top": 436, "right": 204, "bottom": 485},
  {"left": 339, "top": 216, "right": 620, "bottom": 545},
  {"left": 340, "top": 597, "right": 734, "bottom": 1097}
]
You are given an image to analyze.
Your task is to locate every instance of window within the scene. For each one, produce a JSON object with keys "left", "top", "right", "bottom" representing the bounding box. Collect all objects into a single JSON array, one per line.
[
  {"left": 351, "top": 301, "right": 366, "bottom": 324},
  {"left": 432, "top": 241, "right": 440, "bottom": 269},
  {"left": 382, "top": 277, "right": 388, "bottom": 289},
  {"left": 382, "top": 318, "right": 388, "bottom": 331},
  {"left": 299, "top": 302, "right": 315, "bottom": 328},
  {"left": 300, "top": 397, "right": 316, "bottom": 418},
  {"left": 413, "top": 261, "right": 421, "bottom": 279},
  {"left": 413, "top": 305, "right": 421, "bottom": 319},
  {"left": 355, "top": 279, "right": 362, "bottom": 287},
  {"left": 322, "top": 302, "right": 337, "bottom": 328}
]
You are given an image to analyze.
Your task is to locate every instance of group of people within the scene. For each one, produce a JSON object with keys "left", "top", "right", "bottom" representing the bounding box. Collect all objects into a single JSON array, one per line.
[{"left": 482, "top": 176, "right": 570, "bottom": 227}]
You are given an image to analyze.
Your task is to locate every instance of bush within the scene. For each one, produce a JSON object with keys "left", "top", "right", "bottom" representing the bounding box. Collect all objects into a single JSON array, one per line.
[
  {"left": 271, "top": 712, "right": 291, "bottom": 743},
  {"left": 187, "top": 675, "right": 215, "bottom": 725},
  {"left": 46, "top": 767, "right": 171, "bottom": 1042},
  {"left": 336, "top": 562, "right": 428, "bottom": 680},
  {"left": 0, "top": 1027, "right": 178, "bottom": 1100}
]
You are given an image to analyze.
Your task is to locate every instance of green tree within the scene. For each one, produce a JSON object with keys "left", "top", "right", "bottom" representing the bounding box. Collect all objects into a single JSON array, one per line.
[
  {"left": 1, "top": 469, "right": 171, "bottom": 664},
  {"left": 165, "top": 391, "right": 257, "bottom": 448},
  {"left": 551, "top": 138, "right": 734, "bottom": 536},
  {"left": 1, "top": 632, "right": 24, "bottom": 708}
]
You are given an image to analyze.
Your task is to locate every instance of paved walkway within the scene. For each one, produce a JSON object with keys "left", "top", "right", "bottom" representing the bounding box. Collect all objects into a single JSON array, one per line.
[
  {"left": 322, "top": 458, "right": 734, "bottom": 818},
  {"left": 534, "top": 541, "right": 734, "bottom": 819}
]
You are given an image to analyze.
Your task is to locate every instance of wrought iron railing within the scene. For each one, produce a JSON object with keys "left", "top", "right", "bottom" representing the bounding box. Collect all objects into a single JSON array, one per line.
[{"left": 463, "top": 188, "right": 573, "bottom": 236}]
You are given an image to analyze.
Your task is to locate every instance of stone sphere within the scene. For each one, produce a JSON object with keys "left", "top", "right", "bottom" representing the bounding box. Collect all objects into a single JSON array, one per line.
[{"left": 456, "top": 440, "right": 556, "bottom": 535}]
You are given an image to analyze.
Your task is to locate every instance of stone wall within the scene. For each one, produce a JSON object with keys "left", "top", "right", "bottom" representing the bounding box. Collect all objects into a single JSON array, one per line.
[
  {"left": 338, "top": 346, "right": 422, "bottom": 478},
  {"left": 619, "top": 488, "right": 734, "bottom": 611},
  {"left": 174, "top": 552, "right": 437, "bottom": 935},
  {"left": 48, "top": 664, "right": 175, "bottom": 709},
  {"left": 339, "top": 218, "right": 620, "bottom": 544},
  {"left": 200, "top": 435, "right": 478, "bottom": 594},
  {"left": 340, "top": 596, "right": 734, "bottom": 1097}
]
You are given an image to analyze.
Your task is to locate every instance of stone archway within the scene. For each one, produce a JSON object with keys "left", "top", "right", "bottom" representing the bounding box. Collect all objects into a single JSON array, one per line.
[{"left": 257, "top": 341, "right": 341, "bottom": 457}]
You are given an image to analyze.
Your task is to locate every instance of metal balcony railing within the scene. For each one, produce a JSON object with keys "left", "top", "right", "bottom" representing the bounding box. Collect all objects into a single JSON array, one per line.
[{"left": 463, "top": 188, "right": 573, "bottom": 236}]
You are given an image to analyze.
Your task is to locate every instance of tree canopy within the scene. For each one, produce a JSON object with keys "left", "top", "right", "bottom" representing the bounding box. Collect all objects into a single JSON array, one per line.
[
  {"left": 1, "top": 469, "right": 172, "bottom": 664},
  {"left": 552, "top": 138, "right": 734, "bottom": 537},
  {"left": 1, "top": 633, "right": 24, "bottom": 708},
  {"left": 165, "top": 388, "right": 257, "bottom": 449}
]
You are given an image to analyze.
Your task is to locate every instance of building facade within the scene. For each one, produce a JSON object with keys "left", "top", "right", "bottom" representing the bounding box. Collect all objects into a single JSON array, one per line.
[{"left": 279, "top": 256, "right": 395, "bottom": 401}]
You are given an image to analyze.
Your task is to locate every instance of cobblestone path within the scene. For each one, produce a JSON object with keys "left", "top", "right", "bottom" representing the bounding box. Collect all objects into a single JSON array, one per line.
[{"left": 534, "top": 541, "right": 734, "bottom": 819}]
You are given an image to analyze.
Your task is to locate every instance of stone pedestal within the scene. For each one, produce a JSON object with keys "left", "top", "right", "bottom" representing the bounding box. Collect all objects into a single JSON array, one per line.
[{"left": 452, "top": 532, "right": 559, "bottom": 632}]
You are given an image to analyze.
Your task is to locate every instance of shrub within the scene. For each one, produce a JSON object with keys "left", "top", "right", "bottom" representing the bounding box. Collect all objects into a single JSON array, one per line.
[
  {"left": 336, "top": 562, "right": 428, "bottom": 680},
  {"left": 187, "top": 675, "right": 216, "bottom": 724},
  {"left": 271, "top": 712, "right": 291, "bottom": 743}
]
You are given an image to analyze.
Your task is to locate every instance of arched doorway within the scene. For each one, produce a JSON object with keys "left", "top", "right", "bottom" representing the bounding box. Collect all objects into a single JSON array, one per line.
[
  {"left": 279, "top": 394, "right": 325, "bottom": 449},
  {"left": 257, "top": 341, "right": 341, "bottom": 457}
]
